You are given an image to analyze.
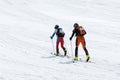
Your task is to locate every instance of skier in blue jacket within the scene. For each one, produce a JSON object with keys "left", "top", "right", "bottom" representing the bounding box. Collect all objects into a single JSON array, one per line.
[{"left": 50, "top": 25, "right": 67, "bottom": 56}]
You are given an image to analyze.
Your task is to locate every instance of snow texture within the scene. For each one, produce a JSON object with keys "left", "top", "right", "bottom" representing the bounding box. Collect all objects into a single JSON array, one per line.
[{"left": 0, "top": 0, "right": 120, "bottom": 80}]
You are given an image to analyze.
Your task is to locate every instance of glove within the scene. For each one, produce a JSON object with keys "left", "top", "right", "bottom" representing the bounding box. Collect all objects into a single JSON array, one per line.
[
  {"left": 50, "top": 36, "right": 52, "bottom": 39},
  {"left": 70, "top": 37, "right": 72, "bottom": 40}
]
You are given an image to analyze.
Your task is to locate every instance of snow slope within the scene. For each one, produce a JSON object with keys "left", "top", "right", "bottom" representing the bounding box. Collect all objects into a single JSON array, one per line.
[{"left": 0, "top": 0, "right": 120, "bottom": 80}]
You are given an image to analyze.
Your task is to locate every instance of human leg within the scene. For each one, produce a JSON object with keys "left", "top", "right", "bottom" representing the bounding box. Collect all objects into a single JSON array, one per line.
[
  {"left": 74, "top": 38, "right": 80, "bottom": 60},
  {"left": 56, "top": 38, "right": 60, "bottom": 56},
  {"left": 59, "top": 38, "right": 67, "bottom": 56},
  {"left": 81, "top": 39, "right": 90, "bottom": 62}
]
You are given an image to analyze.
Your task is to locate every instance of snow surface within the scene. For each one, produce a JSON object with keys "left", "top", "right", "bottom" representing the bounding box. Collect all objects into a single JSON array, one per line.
[{"left": 0, "top": 0, "right": 120, "bottom": 80}]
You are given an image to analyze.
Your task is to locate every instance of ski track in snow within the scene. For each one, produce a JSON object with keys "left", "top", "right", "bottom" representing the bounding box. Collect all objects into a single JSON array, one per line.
[{"left": 0, "top": 0, "right": 120, "bottom": 80}]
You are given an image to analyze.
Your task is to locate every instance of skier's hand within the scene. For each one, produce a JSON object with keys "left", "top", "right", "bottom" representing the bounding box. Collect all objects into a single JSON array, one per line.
[
  {"left": 50, "top": 36, "right": 52, "bottom": 39},
  {"left": 70, "top": 37, "right": 72, "bottom": 40}
]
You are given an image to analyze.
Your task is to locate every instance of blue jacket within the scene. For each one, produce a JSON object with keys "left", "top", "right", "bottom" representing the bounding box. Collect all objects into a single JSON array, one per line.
[{"left": 51, "top": 29, "right": 57, "bottom": 39}]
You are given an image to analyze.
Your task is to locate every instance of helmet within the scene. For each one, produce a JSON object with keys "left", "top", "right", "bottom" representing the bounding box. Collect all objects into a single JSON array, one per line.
[
  {"left": 73, "top": 23, "right": 79, "bottom": 28},
  {"left": 54, "top": 25, "right": 59, "bottom": 29}
]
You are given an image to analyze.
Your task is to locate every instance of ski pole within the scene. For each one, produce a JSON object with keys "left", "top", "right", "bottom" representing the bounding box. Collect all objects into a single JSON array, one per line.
[
  {"left": 70, "top": 41, "right": 74, "bottom": 61},
  {"left": 51, "top": 39, "right": 55, "bottom": 55}
]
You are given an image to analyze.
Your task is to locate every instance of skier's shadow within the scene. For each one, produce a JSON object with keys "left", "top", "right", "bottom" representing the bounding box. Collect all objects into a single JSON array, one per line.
[
  {"left": 59, "top": 61, "right": 73, "bottom": 64},
  {"left": 41, "top": 55, "right": 56, "bottom": 59}
]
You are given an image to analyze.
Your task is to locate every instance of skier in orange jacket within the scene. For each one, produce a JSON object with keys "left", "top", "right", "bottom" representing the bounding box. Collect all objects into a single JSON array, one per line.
[{"left": 70, "top": 23, "right": 90, "bottom": 62}]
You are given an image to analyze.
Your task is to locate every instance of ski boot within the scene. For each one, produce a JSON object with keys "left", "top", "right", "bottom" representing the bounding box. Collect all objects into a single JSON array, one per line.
[
  {"left": 86, "top": 54, "right": 90, "bottom": 62},
  {"left": 63, "top": 48, "right": 67, "bottom": 56},
  {"left": 74, "top": 57, "right": 79, "bottom": 61},
  {"left": 56, "top": 52, "right": 59, "bottom": 56},
  {"left": 64, "top": 49, "right": 67, "bottom": 56}
]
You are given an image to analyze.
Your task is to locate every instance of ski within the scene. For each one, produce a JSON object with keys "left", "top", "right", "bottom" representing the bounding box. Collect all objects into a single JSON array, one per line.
[
  {"left": 73, "top": 59, "right": 94, "bottom": 63},
  {"left": 50, "top": 52, "right": 94, "bottom": 63},
  {"left": 50, "top": 52, "right": 71, "bottom": 58}
]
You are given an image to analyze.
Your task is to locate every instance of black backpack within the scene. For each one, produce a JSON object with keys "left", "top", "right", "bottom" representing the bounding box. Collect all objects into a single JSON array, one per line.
[{"left": 56, "top": 28, "right": 65, "bottom": 37}]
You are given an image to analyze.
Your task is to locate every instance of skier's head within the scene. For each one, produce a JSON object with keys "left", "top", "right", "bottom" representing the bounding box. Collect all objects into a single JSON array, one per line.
[
  {"left": 73, "top": 23, "right": 79, "bottom": 28},
  {"left": 54, "top": 25, "right": 59, "bottom": 29}
]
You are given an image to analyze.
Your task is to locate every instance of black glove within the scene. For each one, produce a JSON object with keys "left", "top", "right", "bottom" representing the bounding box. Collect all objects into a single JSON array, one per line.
[
  {"left": 70, "top": 37, "right": 72, "bottom": 40},
  {"left": 50, "top": 36, "right": 52, "bottom": 39}
]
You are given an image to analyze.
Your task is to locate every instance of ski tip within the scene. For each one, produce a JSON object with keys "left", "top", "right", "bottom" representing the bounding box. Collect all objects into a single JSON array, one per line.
[{"left": 50, "top": 52, "right": 56, "bottom": 55}]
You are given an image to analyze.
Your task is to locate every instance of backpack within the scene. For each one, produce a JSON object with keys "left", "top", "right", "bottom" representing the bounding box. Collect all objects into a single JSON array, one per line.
[
  {"left": 57, "top": 28, "right": 65, "bottom": 37},
  {"left": 76, "top": 26, "right": 86, "bottom": 36}
]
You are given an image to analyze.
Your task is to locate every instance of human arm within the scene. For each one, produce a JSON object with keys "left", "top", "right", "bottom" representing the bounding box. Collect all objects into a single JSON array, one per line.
[
  {"left": 50, "top": 29, "right": 57, "bottom": 39},
  {"left": 70, "top": 30, "right": 75, "bottom": 40}
]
